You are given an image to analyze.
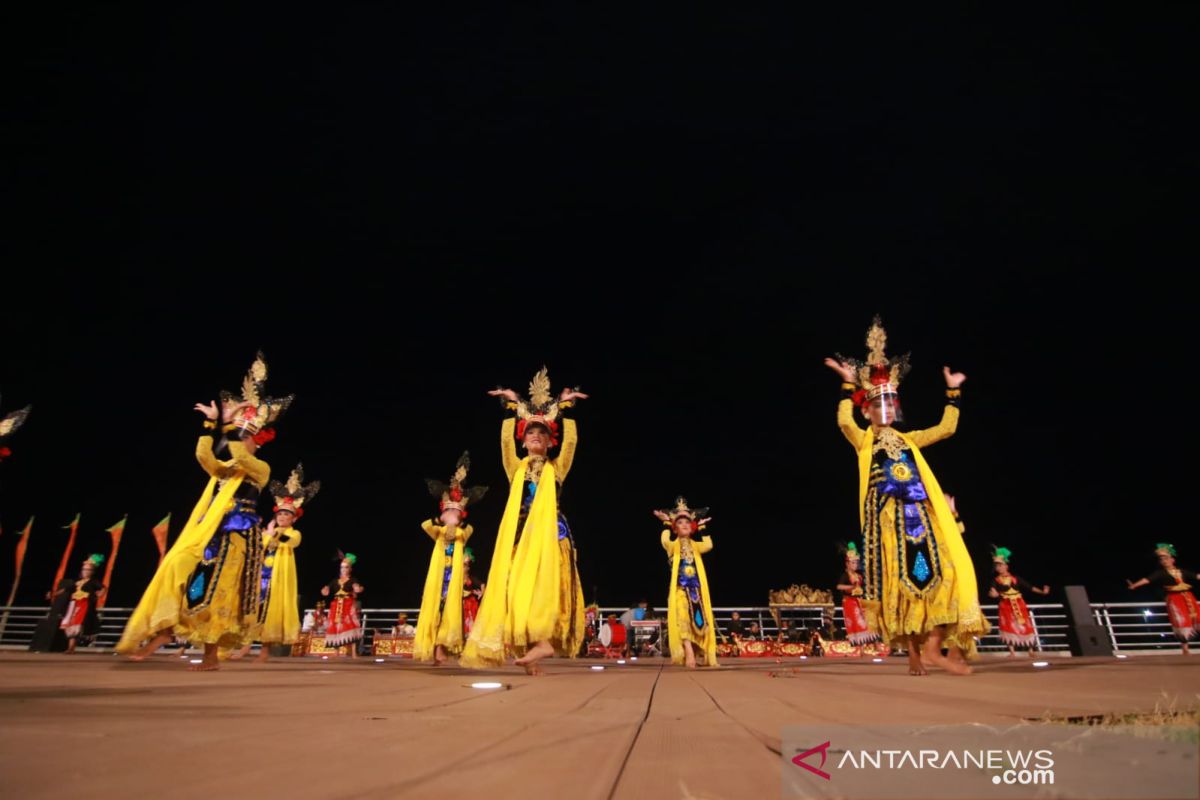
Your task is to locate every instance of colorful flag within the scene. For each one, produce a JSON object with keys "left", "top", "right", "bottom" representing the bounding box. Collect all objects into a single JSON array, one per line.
[
  {"left": 152, "top": 513, "right": 171, "bottom": 566},
  {"left": 98, "top": 516, "right": 126, "bottom": 609},
  {"left": 50, "top": 513, "right": 81, "bottom": 594},
  {"left": 4, "top": 516, "right": 35, "bottom": 606}
]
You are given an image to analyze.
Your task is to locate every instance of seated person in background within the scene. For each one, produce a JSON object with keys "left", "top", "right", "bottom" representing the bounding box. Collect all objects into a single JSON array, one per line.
[
  {"left": 633, "top": 598, "right": 649, "bottom": 621},
  {"left": 744, "top": 622, "right": 761, "bottom": 640},
  {"left": 392, "top": 613, "right": 416, "bottom": 637},
  {"left": 819, "top": 611, "right": 840, "bottom": 641},
  {"left": 725, "top": 611, "right": 745, "bottom": 638},
  {"left": 777, "top": 620, "right": 805, "bottom": 643},
  {"left": 619, "top": 598, "right": 650, "bottom": 629}
]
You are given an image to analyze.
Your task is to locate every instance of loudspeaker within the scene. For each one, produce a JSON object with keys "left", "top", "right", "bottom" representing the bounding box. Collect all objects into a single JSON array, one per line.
[{"left": 1062, "top": 585, "right": 1113, "bottom": 657}]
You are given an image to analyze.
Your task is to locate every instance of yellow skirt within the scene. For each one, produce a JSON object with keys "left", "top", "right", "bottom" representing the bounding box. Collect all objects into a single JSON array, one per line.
[
  {"left": 175, "top": 533, "right": 252, "bottom": 649},
  {"left": 431, "top": 598, "right": 464, "bottom": 653},
  {"left": 869, "top": 497, "right": 964, "bottom": 649},
  {"left": 669, "top": 586, "right": 718, "bottom": 666},
  {"left": 257, "top": 565, "right": 300, "bottom": 645},
  {"left": 551, "top": 538, "right": 585, "bottom": 657}
]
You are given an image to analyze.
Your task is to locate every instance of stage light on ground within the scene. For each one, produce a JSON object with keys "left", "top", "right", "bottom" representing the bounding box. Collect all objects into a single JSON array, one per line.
[
  {"left": 591, "top": 665, "right": 605, "bottom": 671},
  {"left": 872, "top": 658, "right": 884, "bottom": 663},
  {"left": 617, "top": 659, "right": 626, "bottom": 664},
  {"left": 1032, "top": 661, "right": 1050, "bottom": 668},
  {"left": 321, "top": 655, "right": 329, "bottom": 660},
  {"left": 470, "top": 682, "right": 503, "bottom": 689},
  {"left": 799, "top": 655, "right": 807, "bottom": 660},
  {"left": 374, "top": 658, "right": 385, "bottom": 663},
  {"left": 1115, "top": 654, "right": 1128, "bottom": 659},
  {"left": 630, "top": 656, "right": 638, "bottom": 661},
  {"left": 189, "top": 659, "right": 202, "bottom": 664}
]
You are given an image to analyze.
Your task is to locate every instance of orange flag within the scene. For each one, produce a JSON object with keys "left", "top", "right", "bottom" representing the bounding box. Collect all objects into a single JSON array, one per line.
[
  {"left": 5, "top": 516, "right": 34, "bottom": 606},
  {"left": 51, "top": 513, "right": 80, "bottom": 594},
  {"left": 152, "top": 513, "right": 171, "bottom": 566},
  {"left": 98, "top": 516, "right": 126, "bottom": 609}
]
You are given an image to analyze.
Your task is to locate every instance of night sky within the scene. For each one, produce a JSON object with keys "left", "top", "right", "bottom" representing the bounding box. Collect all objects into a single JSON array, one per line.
[{"left": 3, "top": 9, "right": 1189, "bottom": 611}]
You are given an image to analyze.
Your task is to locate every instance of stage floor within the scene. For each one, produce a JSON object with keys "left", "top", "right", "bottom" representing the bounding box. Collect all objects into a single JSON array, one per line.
[{"left": 0, "top": 651, "right": 1196, "bottom": 799}]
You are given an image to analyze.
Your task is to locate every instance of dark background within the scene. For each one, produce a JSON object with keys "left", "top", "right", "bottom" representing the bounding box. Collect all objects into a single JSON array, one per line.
[{"left": 2, "top": 9, "right": 1190, "bottom": 610}]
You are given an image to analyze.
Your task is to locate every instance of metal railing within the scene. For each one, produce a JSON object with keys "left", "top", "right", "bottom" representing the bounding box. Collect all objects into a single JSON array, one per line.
[
  {"left": 1089, "top": 601, "right": 1192, "bottom": 653},
  {"left": 0, "top": 601, "right": 1187, "bottom": 655}
]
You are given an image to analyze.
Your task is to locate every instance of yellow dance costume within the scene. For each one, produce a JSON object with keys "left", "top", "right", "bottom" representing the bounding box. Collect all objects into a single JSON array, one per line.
[
  {"left": 117, "top": 432, "right": 269, "bottom": 652},
  {"left": 256, "top": 526, "right": 301, "bottom": 644},
  {"left": 659, "top": 498, "right": 718, "bottom": 666},
  {"left": 416, "top": 452, "right": 488, "bottom": 661},
  {"left": 414, "top": 521, "right": 473, "bottom": 660},
  {"left": 461, "top": 370, "right": 585, "bottom": 668},
  {"left": 836, "top": 318, "right": 988, "bottom": 654},
  {"left": 116, "top": 351, "right": 290, "bottom": 654},
  {"left": 255, "top": 464, "right": 319, "bottom": 645}
]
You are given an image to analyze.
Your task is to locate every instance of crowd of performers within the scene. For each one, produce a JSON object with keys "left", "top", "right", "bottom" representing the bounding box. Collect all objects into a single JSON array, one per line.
[{"left": 7, "top": 320, "right": 1199, "bottom": 674}]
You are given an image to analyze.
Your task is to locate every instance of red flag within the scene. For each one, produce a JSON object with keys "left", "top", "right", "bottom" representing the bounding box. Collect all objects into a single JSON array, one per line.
[
  {"left": 5, "top": 516, "right": 34, "bottom": 606},
  {"left": 152, "top": 513, "right": 171, "bottom": 566},
  {"left": 98, "top": 516, "right": 126, "bottom": 609},
  {"left": 51, "top": 513, "right": 80, "bottom": 595}
]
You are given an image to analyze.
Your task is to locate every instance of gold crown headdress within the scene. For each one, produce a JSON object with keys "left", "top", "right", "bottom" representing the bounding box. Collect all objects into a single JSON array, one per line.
[
  {"left": 269, "top": 463, "right": 321, "bottom": 517},
  {"left": 505, "top": 366, "right": 578, "bottom": 447},
  {"left": 836, "top": 316, "right": 911, "bottom": 408},
  {"left": 658, "top": 496, "right": 710, "bottom": 523},
  {"left": 426, "top": 451, "right": 489, "bottom": 515},
  {"left": 219, "top": 351, "right": 294, "bottom": 441}
]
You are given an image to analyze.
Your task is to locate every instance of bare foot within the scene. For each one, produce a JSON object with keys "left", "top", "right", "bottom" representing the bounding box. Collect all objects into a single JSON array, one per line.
[
  {"left": 907, "top": 650, "right": 927, "bottom": 676},
  {"left": 253, "top": 649, "right": 270, "bottom": 664},
  {"left": 434, "top": 645, "right": 447, "bottom": 665},
  {"left": 514, "top": 640, "right": 554, "bottom": 667},
  {"left": 923, "top": 648, "right": 972, "bottom": 675},
  {"left": 188, "top": 644, "right": 221, "bottom": 672},
  {"left": 188, "top": 654, "right": 220, "bottom": 671},
  {"left": 228, "top": 644, "right": 252, "bottom": 661},
  {"left": 522, "top": 661, "right": 545, "bottom": 676},
  {"left": 129, "top": 632, "right": 172, "bottom": 662}
]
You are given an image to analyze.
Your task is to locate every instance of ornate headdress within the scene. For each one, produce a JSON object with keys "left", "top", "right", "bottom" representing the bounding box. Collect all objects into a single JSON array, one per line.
[
  {"left": 1155, "top": 543, "right": 1177, "bottom": 558},
  {"left": 0, "top": 395, "right": 31, "bottom": 461},
  {"left": 219, "top": 351, "right": 293, "bottom": 445},
  {"left": 659, "top": 496, "right": 709, "bottom": 523},
  {"left": 840, "top": 541, "right": 861, "bottom": 562},
  {"left": 425, "top": 451, "right": 488, "bottom": 516},
  {"left": 837, "top": 316, "right": 911, "bottom": 411},
  {"left": 85, "top": 553, "right": 104, "bottom": 567},
  {"left": 505, "top": 366, "right": 576, "bottom": 447},
  {"left": 270, "top": 463, "right": 320, "bottom": 518},
  {"left": 334, "top": 550, "right": 357, "bottom": 568},
  {"left": 991, "top": 545, "right": 1012, "bottom": 564}
]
